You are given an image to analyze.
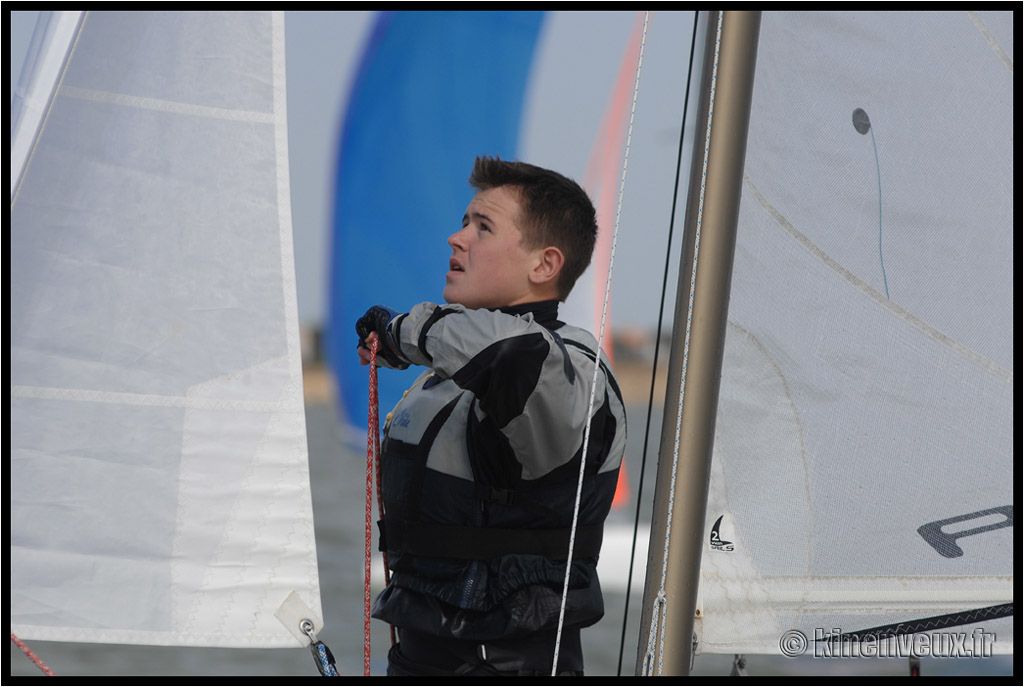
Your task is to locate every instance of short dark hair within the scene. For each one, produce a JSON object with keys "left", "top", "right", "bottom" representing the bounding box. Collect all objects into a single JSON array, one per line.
[{"left": 469, "top": 155, "right": 597, "bottom": 301}]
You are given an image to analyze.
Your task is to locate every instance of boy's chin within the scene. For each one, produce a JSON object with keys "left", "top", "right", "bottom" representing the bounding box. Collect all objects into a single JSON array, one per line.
[{"left": 441, "top": 290, "right": 469, "bottom": 308}]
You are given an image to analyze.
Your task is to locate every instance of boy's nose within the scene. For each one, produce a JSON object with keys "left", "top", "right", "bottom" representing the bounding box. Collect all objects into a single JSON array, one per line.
[{"left": 448, "top": 226, "right": 469, "bottom": 249}]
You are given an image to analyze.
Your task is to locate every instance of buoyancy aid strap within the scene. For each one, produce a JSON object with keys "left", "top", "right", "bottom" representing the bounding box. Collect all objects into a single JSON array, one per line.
[
  {"left": 474, "top": 485, "right": 563, "bottom": 522},
  {"left": 380, "top": 516, "right": 604, "bottom": 560}
]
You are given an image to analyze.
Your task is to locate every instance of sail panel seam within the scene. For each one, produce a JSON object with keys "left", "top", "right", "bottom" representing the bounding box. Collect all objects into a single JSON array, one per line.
[
  {"left": 11, "top": 385, "right": 295, "bottom": 413},
  {"left": 58, "top": 85, "right": 276, "bottom": 124},
  {"left": 742, "top": 175, "right": 1012, "bottom": 383},
  {"left": 966, "top": 11, "right": 1013, "bottom": 73}
]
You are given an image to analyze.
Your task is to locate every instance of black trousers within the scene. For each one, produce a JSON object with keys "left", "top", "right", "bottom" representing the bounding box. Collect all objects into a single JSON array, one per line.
[{"left": 386, "top": 627, "right": 585, "bottom": 676}]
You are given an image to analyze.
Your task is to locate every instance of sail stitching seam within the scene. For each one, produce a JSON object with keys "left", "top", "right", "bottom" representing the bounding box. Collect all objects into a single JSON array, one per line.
[
  {"left": 742, "top": 175, "right": 1011, "bottom": 383},
  {"left": 269, "top": 8, "right": 324, "bottom": 638},
  {"left": 966, "top": 11, "right": 1013, "bottom": 73},
  {"left": 11, "top": 385, "right": 296, "bottom": 413},
  {"left": 237, "top": 12, "right": 316, "bottom": 645},
  {"left": 59, "top": 85, "right": 276, "bottom": 123}
]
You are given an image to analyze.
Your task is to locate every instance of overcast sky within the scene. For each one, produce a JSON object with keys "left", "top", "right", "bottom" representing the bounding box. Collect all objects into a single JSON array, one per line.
[{"left": 10, "top": 11, "right": 700, "bottom": 332}]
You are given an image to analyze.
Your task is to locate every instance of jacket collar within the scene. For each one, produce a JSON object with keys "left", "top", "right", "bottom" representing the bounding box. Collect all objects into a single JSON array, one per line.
[{"left": 496, "top": 300, "right": 563, "bottom": 329}]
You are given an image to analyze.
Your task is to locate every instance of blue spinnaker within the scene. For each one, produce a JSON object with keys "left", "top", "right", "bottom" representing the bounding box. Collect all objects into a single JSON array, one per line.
[{"left": 328, "top": 11, "right": 545, "bottom": 428}]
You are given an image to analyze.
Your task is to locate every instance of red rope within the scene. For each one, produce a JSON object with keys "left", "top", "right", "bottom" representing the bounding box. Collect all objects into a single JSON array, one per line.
[
  {"left": 11, "top": 633, "right": 56, "bottom": 676},
  {"left": 364, "top": 338, "right": 379, "bottom": 676},
  {"left": 373, "top": 411, "right": 396, "bottom": 648},
  {"left": 364, "top": 337, "right": 397, "bottom": 675}
]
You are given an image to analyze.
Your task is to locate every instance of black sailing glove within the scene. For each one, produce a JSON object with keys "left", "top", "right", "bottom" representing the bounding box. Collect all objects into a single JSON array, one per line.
[{"left": 356, "top": 305, "right": 410, "bottom": 369}]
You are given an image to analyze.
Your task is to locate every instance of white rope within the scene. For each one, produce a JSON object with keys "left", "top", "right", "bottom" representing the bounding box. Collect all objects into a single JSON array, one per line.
[
  {"left": 641, "top": 10, "right": 723, "bottom": 677},
  {"left": 551, "top": 10, "right": 650, "bottom": 677}
]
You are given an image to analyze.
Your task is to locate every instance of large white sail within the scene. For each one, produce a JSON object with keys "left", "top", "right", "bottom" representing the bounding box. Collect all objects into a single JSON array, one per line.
[
  {"left": 699, "top": 11, "right": 1013, "bottom": 655},
  {"left": 10, "top": 11, "right": 322, "bottom": 648}
]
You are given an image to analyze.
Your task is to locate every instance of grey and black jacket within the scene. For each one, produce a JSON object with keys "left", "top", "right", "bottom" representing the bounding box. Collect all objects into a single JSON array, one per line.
[{"left": 370, "top": 300, "right": 627, "bottom": 641}]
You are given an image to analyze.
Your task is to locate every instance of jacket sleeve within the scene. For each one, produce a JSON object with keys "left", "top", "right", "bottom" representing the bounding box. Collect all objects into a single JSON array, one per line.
[{"left": 392, "top": 302, "right": 607, "bottom": 480}]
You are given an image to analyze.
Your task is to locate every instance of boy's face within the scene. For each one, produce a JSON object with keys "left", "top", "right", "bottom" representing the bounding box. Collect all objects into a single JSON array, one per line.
[{"left": 444, "top": 186, "right": 542, "bottom": 310}]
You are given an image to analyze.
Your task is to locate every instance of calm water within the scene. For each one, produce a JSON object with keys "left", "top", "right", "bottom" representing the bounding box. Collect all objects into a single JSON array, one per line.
[{"left": 10, "top": 402, "right": 1014, "bottom": 677}]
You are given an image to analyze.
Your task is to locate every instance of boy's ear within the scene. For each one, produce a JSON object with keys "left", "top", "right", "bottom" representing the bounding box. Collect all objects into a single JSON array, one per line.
[{"left": 530, "top": 246, "right": 565, "bottom": 287}]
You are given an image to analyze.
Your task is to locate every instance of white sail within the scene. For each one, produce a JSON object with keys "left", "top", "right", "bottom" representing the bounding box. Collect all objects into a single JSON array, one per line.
[
  {"left": 698, "top": 11, "right": 1013, "bottom": 655},
  {"left": 10, "top": 11, "right": 322, "bottom": 648},
  {"left": 10, "top": 11, "right": 83, "bottom": 199}
]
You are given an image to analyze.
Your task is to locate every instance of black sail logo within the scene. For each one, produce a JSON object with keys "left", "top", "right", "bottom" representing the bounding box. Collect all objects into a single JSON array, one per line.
[
  {"left": 918, "top": 506, "right": 1013, "bottom": 558},
  {"left": 710, "top": 515, "right": 734, "bottom": 552}
]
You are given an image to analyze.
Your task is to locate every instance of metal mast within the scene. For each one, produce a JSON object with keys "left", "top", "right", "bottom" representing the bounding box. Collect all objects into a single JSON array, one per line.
[{"left": 636, "top": 10, "right": 760, "bottom": 676}]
